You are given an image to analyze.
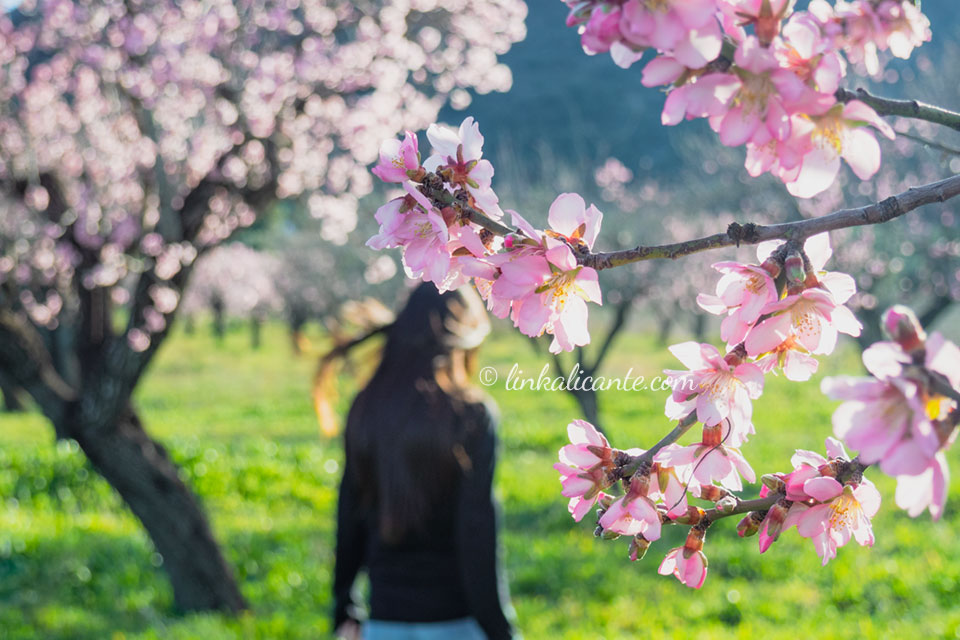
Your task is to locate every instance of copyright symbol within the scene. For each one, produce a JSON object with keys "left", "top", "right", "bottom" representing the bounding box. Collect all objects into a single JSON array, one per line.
[{"left": 479, "top": 366, "right": 498, "bottom": 387}]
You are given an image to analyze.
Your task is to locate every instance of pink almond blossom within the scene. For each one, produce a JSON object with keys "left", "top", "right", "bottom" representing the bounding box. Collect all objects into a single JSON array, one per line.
[
  {"left": 663, "top": 341, "right": 765, "bottom": 431},
  {"left": 658, "top": 547, "right": 708, "bottom": 589},
  {"left": 696, "top": 260, "right": 778, "bottom": 345},
  {"left": 423, "top": 117, "right": 503, "bottom": 219},
  {"left": 830, "top": 0, "right": 931, "bottom": 76},
  {"left": 654, "top": 424, "right": 756, "bottom": 492},
  {"left": 598, "top": 471, "right": 663, "bottom": 541},
  {"left": 785, "top": 100, "right": 896, "bottom": 198},
  {"left": 745, "top": 288, "right": 862, "bottom": 357},
  {"left": 492, "top": 196, "right": 604, "bottom": 353},
  {"left": 619, "top": 0, "right": 723, "bottom": 69},
  {"left": 719, "top": 0, "right": 793, "bottom": 46},
  {"left": 778, "top": 438, "right": 842, "bottom": 502},
  {"left": 546, "top": 192, "right": 603, "bottom": 251},
  {"left": 658, "top": 528, "right": 709, "bottom": 589},
  {"left": 755, "top": 336, "right": 820, "bottom": 382},
  {"left": 775, "top": 13, "right": 845, "bottom": 98},
  {"left": 554, "top": 420, "right": 616, "bottom": 521},
  {"left": 795, "top": 475, "right": 881, "bottom": 566},
  {"left": 895, "top": 452, "right": 949, "bottom": 521},
  {"left": 371, "top": 131, "right": 420, "bottom": 183},
  {"left": 579, "top": 4, "right": 623, "bottom": 55},
  {"left": 708, "top": 36, "right": 807, "bottom": 148}
]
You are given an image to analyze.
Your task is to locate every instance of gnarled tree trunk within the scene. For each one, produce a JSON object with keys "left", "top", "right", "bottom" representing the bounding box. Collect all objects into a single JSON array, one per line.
[{"left": 62, "top": 404, "right": 246, "bottom": 612}]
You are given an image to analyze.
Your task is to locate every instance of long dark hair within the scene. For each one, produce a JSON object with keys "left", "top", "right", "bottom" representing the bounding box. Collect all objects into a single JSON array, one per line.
[{"left": 344, "top": 283, "right": 491, "bottom": 543}]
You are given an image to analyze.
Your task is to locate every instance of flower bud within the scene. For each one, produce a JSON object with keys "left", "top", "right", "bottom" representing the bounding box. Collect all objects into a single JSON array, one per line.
[
  {"left": 818, "top": 460, "right": 841, "bottom": 477},
  {"left": 683, "top": 525, "right": 706, "bottom": 554},
  {"left": 629, "top": 470, "right": 651, "bottom": 497},
  {"left": 760, "top": 257, "right": 781, "bottom": 278},
  {"left": 737, "top": 511, "right": 764, "bottom": 538},
  {"left": 882, "top": 305, "right": 926, "bottom": 354},
  {"left": 673, "top": 505, "right": 705, "bottom": 525},
  {"left": 784, "top": 252, "right": 805, "bottom": 285},
  {"left": 761, "top": 473, "right": 786, "bottom": 494},
  {"left": 696, "top": 484, "right": 730, "bottom": 502},
  {"left": 723, "top": 343, "right": 747, "bottom": 366},
  {"left": 601, "top": 528, "right": 621, "bottom": 541},
  {"left": 629, "top": 535, "right": 650, "bottom": 562},
  {"left": 701, "top": 423, "right": 723, "bottom": 447},
  {"left": 715, "top": 495, "right": 738, "bottom": 513}
]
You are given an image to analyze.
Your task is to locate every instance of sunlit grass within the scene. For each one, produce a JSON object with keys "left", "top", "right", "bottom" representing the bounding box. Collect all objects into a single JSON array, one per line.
[{"left": 1, "top": 321, "right": 958, "bottom": 639}]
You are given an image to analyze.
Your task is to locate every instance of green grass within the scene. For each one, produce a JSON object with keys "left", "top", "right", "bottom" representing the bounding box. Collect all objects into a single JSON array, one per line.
[{"left": 1, "top": 322, "right": 959, "bottom": 639}]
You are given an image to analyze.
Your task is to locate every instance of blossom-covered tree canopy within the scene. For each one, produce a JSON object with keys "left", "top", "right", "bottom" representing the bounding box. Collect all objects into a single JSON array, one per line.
[
  {"left": 0, "top": 0, "right": 526, "bottom": 349},
  {"left": 0, "top": 0, "right": 527, "bottom": 613}
]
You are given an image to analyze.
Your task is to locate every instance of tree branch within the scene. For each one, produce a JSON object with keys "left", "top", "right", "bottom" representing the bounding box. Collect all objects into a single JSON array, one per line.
[
  {"left": 701, "top": 495, "right": 780, "bottom": 524},
  {"left": 579, "top": 173, "right": 960, "bottom": 270},
  {"left": 836, "top": 88, "right": 960, "bottom": 132},
  {"left": 620, "top": 411, "right": 699, "bottom": 476},
  {"left": 0, "top": 310, "right": 76, "bottom": 426},
  {"left": 419, "top": 179, "right": 515, "bottom": 236}
]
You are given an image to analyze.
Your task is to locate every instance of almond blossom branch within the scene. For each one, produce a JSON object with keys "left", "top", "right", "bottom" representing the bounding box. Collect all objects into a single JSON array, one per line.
[
  {"left": 578, "top": 173, "right": 960, "bottom": 270},
  {"left": 418, "top": 177, "right": 514, "bottom": 236},
  {"left": 700, "top": 495, "right": 780, "bottom": 524},
  {"left": 836, "top": 87, "right": 960, "bottom": 133},
  {"left": 620, "top": 411, "right": 699, "bottom": 477}
]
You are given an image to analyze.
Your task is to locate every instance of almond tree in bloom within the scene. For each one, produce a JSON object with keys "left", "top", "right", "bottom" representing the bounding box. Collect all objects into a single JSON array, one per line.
[
  {"left": 180, "top": 242, "right": 282, "bottom": 347},
  {"left": 0, "top": 0, "right": 526, "bottom": 611},
  {"left": 366, "top": 0, "right": 960, "bottom": 592}
]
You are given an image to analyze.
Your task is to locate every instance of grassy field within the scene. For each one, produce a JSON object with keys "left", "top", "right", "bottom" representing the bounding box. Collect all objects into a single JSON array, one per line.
[{"left": 1, "top": 321, "right": 958, "bottom": 639}]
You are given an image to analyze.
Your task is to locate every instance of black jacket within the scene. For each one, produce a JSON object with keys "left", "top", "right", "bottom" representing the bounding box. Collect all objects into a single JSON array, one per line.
[{"left": 332, "top": 404, "right": 514, "bottom": 639}]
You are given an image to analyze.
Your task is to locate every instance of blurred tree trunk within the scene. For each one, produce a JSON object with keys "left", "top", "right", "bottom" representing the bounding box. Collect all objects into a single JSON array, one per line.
[
  {"left": 540, "top": 300, "right": 633, "bottom": 434},
  {"left": 654, "top": 302, "right": 675, "bottom": 346},
  {"left": 211, "top": 296, "right": 226, "bottom": 342},
  {"left": 250, "top": 315, "right": 262, "bottom": 350},
  {"left": 288, "top": 314, "right": 307, "bottom": 355},
  {"left": 691, "top": 312, "right": 707, "bottom": 343},
  {"left": 568, "top": 386, "right": 601, "bottom": 429},
  {"left": 0, "top": 372, "right": 25, "bottom": 412},
  {"left": 63, "top": 404, "right": 246, "bottom": 612}
]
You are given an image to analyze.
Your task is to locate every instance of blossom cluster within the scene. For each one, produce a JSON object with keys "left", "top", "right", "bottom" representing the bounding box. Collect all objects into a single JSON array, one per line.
[
  {"left": 562, "top": 0, "right": 930, "bottom": 197},
  {"left": 551, "top": 226, "right": 956, "bottom": 589},
  {"left": 554, "top": 414, "right": 883, "bottom": 588},
  {"left": 823, "top": 306, "right": 960, "bottom": 520},
  {"left": 368, "top": 118, "right": 604, "bottom": 353}
]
